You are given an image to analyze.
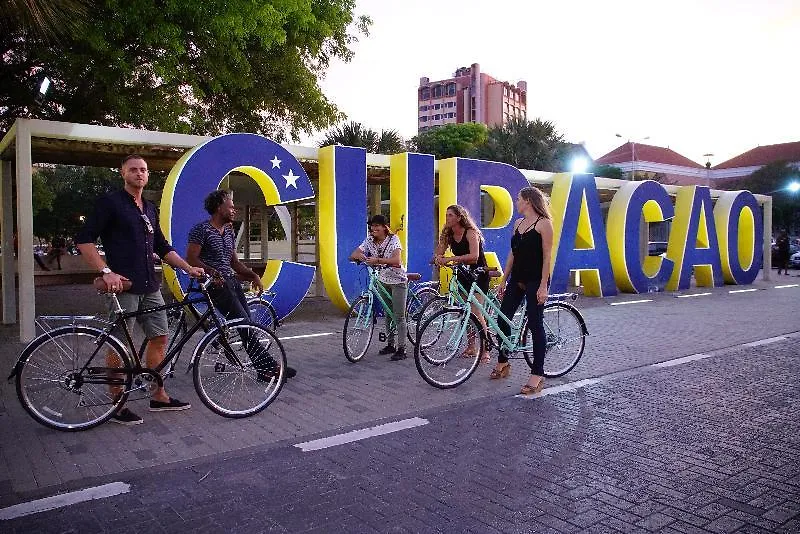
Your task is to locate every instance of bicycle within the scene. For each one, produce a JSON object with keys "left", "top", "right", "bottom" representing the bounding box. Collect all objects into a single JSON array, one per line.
[
  {"left": 414, "top": 264, "right": 588, "bottom": 389},
  {"left": 343, "top": 263, "right": 439, "bottom": 362},
  {"left": 8, "top": 274, "right": 287, "bottom": 431}
]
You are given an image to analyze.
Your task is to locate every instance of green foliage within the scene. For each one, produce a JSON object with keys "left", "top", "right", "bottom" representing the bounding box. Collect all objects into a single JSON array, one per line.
[
  {"left": 472, "top": 117, "right": 567, "bottom": 172},
  {"left": 319, "top": 121, "right": 405, "bottom": 153},
  {"left": 1, "top": 1, "right": 370, "bottom": 141},
  {"left": 721, "top": 161, "right": 800, "bottom": 231},
  {"left": 409, "top": 123, "right": 488, "bottom": 159},
  {"left": 592, "top": 164, "right": 623, "bottom": 180},
  {"left": 32, "top": 165, "right": 120, "bottom": 240}
]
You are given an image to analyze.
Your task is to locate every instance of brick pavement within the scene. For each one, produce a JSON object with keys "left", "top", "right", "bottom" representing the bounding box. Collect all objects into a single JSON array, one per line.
[
  {"left": 0, "top": 276, "right": 798, "bottom": 501},
  {"left": 2, "top": 330, "right": 799, "bottom": 533}
]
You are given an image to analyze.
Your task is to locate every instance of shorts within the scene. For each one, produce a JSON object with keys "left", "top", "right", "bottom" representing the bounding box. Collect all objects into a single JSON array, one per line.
[{"left": 106, "top": 290, "right": 169, "bottom": 339}]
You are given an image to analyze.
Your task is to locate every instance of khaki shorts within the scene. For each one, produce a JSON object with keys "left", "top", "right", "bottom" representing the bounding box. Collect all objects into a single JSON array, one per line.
[{"left": 106, "top": 290, "right": 169, "bottom": 339}]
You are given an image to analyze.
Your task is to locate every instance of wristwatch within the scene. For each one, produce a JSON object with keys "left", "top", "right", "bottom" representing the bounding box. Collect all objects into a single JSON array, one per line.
[{"left": 100, "top": 267, "right": 112, "bottom": 275}]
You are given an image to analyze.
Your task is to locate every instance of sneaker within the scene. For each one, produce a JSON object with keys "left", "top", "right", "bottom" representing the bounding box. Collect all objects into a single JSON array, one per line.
[
  {"left": 149, "top": 398, "right": 191, "bottom": 412},
  {"left": 390, "top": 347, "right": 408, "bottom": 361},
  {"left": 110, "top": 408, "right": 143, "bottom": 425},
  {"left": 378, "top": 345, "right": 396, "bottom": 355}
]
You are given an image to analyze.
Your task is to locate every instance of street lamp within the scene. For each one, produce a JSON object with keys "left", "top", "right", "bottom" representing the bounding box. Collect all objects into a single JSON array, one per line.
[
  {"left": 570, "top": 156, "right": 589, "bottom": 174},
  {"left": 616, "top": 133, "right": 650, "bottom": 180},
  {"left": 766, "top": 181, "right": 800, "bottom": 195},
  {"left": 703, "top": 153, "right": 714, "bottom": 187}
]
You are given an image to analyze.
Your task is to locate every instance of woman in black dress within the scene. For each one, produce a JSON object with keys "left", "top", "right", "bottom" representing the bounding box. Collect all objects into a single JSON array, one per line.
[
  {"left": 490, "top": 187, "right": 554, "bottom": 395},
  {"left": 434, "top": 204, "right": 490, "bottom": 362}
]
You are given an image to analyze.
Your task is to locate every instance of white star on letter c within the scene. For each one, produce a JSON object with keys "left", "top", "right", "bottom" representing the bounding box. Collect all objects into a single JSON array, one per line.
[
  {"left": 270, "top": 156, "right": 281, "bottom": 169},
  {"left": 283, "top": 169, "right": 299, "bottom": 189}
]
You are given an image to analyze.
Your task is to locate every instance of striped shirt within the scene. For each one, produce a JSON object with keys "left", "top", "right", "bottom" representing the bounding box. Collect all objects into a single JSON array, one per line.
[{"left": 188, "top": 221, "right": 236, "bottom": 278}]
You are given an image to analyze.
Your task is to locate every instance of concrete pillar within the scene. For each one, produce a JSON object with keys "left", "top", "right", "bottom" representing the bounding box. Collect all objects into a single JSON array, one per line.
[
  {"left": 260, "top": 207, "right": 269, "bottom": 261},
  {"left": 1, "top": 159, "right": 16, "bottom": 324},
  {"left": 242, "top": 204, "right": 250, "bottom": 260},
  {"left": 368, "top": 184, "right": 381, "bottom": 217},
  {"left": 16, "top": 121, "right": 35, "bottom": 341},
  {"left": 763, "top": 199, "right": 772, "bottom": 281}
]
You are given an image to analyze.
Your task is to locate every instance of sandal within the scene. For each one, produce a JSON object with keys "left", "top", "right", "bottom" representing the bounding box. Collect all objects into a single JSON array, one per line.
[
  {"left": 520, "top": 378, "right": 545, "bottom": 395},
  {"left": 489, "top": 362, "right": 510, "bottom": 379},
  {"left": 460, "top": 347, "right": 478, "bottom": 358}
]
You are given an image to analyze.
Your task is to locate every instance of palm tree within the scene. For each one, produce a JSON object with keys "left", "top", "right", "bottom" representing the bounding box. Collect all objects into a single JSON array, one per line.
[
  {"left": 474, "top": 117, "right": 567, "bottom": 172},
  {"left": 1, "top": 0, "right": 89, "bottom": 39},
  {"left": 320, "top": 121, "right": 405, "bottom": 153}
]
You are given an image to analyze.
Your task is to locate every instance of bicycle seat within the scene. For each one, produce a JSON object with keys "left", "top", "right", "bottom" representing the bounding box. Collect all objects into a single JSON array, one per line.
[
  {"left": 407, "top": 273, "right": 422, "bottom": 281},
  {"left": 93, "top": 277, "right": 133, "bottom": 294}
]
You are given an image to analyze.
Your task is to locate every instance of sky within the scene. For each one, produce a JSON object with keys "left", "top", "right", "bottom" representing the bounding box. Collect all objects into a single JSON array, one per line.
[{"left": 308, "top": 0, "right": 800, "bottom": 167}]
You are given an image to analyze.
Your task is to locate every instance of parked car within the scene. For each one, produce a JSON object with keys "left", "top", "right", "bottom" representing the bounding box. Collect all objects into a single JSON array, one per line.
[
  {"left": 648, "top": 241, "right": 668, "bottom": 256},
  {"left": 790, "top": 251, "right": 800, "bottom": 269},
  {"left": 772, "top": 243, "right": 799, "bottom": 265}
]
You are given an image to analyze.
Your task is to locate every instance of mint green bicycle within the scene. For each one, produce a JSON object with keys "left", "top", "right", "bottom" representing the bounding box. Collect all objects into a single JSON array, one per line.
[
  {"left": 414, "top": 264, "right": 588, "bottom": 389},
  {"left": 343, "top": 263, "right": 439, "bottom": 362}
]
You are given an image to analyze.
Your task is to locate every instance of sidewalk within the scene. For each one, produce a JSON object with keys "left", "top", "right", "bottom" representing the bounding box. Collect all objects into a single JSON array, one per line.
[{"left": 1, "top": 275, "right": 798, "bottom": 501}]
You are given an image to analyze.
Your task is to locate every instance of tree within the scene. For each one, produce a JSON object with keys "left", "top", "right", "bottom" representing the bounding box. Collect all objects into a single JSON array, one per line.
[
  {"left": 1, "top": 1, "right": 371, "bottom": 141},
  {"left": 409, "top": 123, "right": 488, "bottom": 159},
  {"left": 0, "top": 0, "right": 89, "bottom": 40},
  {"left": 319, "top": 121, "right": 405, "bottom": 153},
  {"left": 472, "top": 117, "right": 567, "bottom": 171},
  {"left": 720, "top": 161, "right": 800, "bottom": 231},
  {"left": 591, "top": 164, "right": 624, "bottom": 180}
]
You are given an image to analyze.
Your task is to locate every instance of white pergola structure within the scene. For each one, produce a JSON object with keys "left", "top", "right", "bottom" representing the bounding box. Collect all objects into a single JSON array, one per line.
[{"left": 0, "top": 118, "right": 773, "bottom": 342}]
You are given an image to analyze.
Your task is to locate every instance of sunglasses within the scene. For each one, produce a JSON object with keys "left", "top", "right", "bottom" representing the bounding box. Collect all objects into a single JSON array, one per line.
[{"left": 141, "top": 214, "right": 154, "bottom": 234}]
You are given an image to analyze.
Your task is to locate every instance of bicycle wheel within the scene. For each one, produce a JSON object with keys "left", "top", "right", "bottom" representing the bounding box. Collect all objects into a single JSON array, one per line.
[
  {"left": 192, "top": 320, "right": 286, "bottom": 418},
  {"left": 520, "top": 302, "right": 586, "bottom": 377},
  {"left": 406, "top": 287, "right": 439, "bottom": 345},
  {"left": 15, "top": 326, "right": 132, "bottom": 431},
  {"left": 414, "top": 308, "right": 485, "bottom": 389},
  {"left": 411, "top": 295, "right": 448, "bottom": 345},
  {"left": 247, "top": 297, "right": 278, "bottom": 331},
  {"left": 343, "top": 294, "right": 375, "bottom": 363}
]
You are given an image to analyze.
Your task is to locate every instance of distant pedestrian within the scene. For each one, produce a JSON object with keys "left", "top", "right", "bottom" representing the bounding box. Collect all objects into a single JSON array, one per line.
[{"left": 776, "top": 229, "right": 790, "bottom": 275}]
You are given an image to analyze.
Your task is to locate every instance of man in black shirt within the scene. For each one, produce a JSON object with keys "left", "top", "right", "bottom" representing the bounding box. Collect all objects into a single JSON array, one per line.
[
  {"left": 76, "top": 154, "right": 205, "bottom": 425},
  {"left": 186, "top": 190, "right": 296, "bottom": 379}
]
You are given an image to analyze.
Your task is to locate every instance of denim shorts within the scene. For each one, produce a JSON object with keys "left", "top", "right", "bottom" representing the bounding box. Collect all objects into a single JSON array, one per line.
[{"left": 106, "top": 290, "right": 169, "bottom": 339}]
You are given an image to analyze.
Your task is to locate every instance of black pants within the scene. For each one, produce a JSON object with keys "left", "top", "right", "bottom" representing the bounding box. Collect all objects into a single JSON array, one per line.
[
  {"left": 497, "top": 280, "right": 546, "bottom": 376},
  {"left": 208, "top": 278, "right": 273, "bottom": 370}
]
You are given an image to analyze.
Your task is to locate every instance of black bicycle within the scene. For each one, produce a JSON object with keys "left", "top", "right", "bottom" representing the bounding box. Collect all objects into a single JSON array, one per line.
[{"left": 8, "top": 275, "right": 287, "bottom": 431}]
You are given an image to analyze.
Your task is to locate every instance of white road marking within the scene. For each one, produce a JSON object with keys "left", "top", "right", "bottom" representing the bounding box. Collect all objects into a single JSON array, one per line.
[
  {"left": 652, "top": 353, "right": 711, "bottom": 368},
  {"left": 775, "top": 284, "right": 799, "bottom": 289},
  {"left": 729, "top": 288, "right": 759, "bottom": 294},
  {"left": 295, "top": 417, "right": 429, "bottom": 452},
  {"left": 610, "top": 299, "right": 653, "bottom": 306},
  {"left": 676, "top": 292, "right": 712, "bottom": 298},
  {"left": 279, "top": 332, "right": 334, "bottom": 341},
  {"left": 0, "top": 482, "right": 130, "bottom": 520},
  {"left": 744, "top": 336, "right": 787, "bottom": 347}
]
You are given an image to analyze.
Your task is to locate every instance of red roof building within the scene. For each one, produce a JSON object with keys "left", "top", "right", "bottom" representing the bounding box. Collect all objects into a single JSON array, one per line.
[{"left": 595, "top": 140, "right": 800, "bottom": 186}]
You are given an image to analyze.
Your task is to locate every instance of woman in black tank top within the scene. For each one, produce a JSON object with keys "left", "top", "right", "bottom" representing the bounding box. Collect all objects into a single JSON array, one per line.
[
  {"left": 489, "top": 187, "right": 554, "bottom": 395},
  {"left": 434, "top": 204, "right": 490, "bottom": 361}
]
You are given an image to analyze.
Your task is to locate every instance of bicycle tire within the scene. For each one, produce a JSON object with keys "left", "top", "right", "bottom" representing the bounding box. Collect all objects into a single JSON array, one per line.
[
  {"left": 343, "top": 294, "right": 375, "bottom": 363},
  {"left": 414, "top": 308, "right": 485, "bottom": 389},
  {"left": 520, "top": 302, "right": 586, "bottom": 377},
  {"left": 192, "top": 320, "right": 286, "bottom": 418},
  {"left": 15, "top": 326, "right": 132, "bottom": 431},
  {"left": 411, "top": 294, "right": 449, "bottom": 345},
  {"left": 406, "top": 286, "right": 439, "bottom": 345},
  {"left": 247, "top": 298, "right": 279, "bottom": 331}
]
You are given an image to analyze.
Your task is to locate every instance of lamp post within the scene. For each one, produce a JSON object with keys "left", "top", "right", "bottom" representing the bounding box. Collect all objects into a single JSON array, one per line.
[
  {"left": 703, "top": 153, "right": 714, "bottom": 188},
  {"left": 616, "top": 133, "right": 649, "bottom": 180}
]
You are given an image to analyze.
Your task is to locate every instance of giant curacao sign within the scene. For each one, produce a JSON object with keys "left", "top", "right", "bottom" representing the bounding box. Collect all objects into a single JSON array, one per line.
[{"left": 159, "top": 134, "right": 764, "bottom": 319}]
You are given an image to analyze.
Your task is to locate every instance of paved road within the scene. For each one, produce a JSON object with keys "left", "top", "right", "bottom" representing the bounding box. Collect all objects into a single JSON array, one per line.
[
  {"left": 2, "top": 332, "right": 799, "bottom": 533},
  {"left": 0, "top": 275, "right": 799, "bottom": 532}
]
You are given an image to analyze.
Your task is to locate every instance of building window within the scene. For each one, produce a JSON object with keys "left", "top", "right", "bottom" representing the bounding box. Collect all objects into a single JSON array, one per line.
[
  {"left": 446, "top": 82, "right": 456, "bottom": 96},
  {"left": 434, "top": 114, "right": 441, "bottom": 120},
  {"left": 420, "top": 87, "right": 430, "bottom": 100},
  {"left": 419, "top": 116, "right": 428, "bottom": 122},
  {"left": 419, "top": 105, "right": 427, "bottom": 111},
  {"left": 433, "top": 103, "right": 441, "bottom": 110},
  {"left": 433, "top": 84, "right": 443, "bottom": 98}
]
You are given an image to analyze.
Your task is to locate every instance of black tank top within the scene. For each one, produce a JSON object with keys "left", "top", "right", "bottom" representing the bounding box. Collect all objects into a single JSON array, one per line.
[
  {"left": 510, "top": 218, "right": 544, "bottom": 284},
  {"left": 449, "top": 229, "right": 486, "bottom": 268}
]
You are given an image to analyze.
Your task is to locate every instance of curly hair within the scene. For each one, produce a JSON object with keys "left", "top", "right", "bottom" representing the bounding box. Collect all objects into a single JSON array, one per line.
[
  {"left": 439, "top": 204, "right": 483, "bottom": 246},
  {"left": 204, "top": 189, "right": 231, "bottom": 216}
]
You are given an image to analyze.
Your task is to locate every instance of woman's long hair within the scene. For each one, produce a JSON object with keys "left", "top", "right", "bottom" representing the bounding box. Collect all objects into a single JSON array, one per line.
[
  {"left": 439, "top": 204, "right": 483, "bottom": 246},
  {"left": 519, "top": 187, "right": 551, "bottom": 220}
]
